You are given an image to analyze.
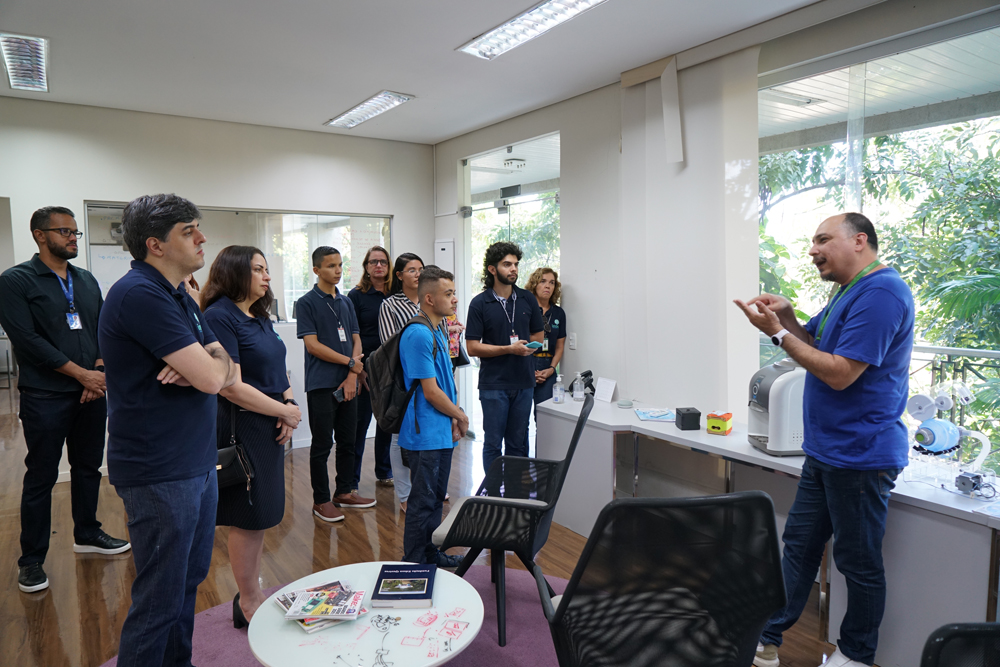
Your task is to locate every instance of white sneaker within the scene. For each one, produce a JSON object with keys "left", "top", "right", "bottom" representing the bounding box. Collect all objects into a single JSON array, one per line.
[
  {"left": 755, "top": 643, "right": 779, "bottom": 667},
  {"left": 823, "top": 649, "right": 869, "bottom": 667}
]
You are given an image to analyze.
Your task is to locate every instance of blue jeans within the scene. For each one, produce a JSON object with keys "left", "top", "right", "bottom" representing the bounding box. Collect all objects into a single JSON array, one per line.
[
  {"left": 403, "top": 447, "right": 454, "bottom": 564},
  {"left": 760, "top": 456, "right": 900, "bottom": 664},
  {"left": 480, "top": 388, "right": 533, "bottom": 474},
  {"left": 115, "top": 471, "right": 218, "bottom": 667},
  {"left": 390, "top": 433, "right": 412, "bottom": 503}
]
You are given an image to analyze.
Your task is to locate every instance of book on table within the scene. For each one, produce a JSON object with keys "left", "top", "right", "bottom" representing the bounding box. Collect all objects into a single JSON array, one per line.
[
  {"left": 274, "top": 582, "right": 368, "bottom": 633},
  {"left": 371, "top": 563, "right": 437, "bottom": 608},
  {"left": 282, "top": 580, "right": 366, "bottom": 620}
]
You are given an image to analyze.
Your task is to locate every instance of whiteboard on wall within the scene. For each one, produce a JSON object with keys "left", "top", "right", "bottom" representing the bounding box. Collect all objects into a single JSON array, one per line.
[{"left": 89, "top": 245, "right": 133, "bottom": 296}]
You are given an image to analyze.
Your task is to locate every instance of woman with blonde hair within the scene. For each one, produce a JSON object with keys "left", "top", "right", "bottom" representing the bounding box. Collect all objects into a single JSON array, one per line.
[{"left": 525, "top": 268, "right": 566, "bottom": 411}]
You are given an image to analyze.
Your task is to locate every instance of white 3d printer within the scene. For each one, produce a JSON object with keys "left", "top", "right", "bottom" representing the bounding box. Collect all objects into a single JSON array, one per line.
[{"left": 748, "top": 357, "right": 806, "bottom": 456}]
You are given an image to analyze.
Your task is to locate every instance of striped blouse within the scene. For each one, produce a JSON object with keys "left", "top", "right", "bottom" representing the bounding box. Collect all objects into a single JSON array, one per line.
[{"left": 378, "top": 292, "right": 448, "bottom": 344}]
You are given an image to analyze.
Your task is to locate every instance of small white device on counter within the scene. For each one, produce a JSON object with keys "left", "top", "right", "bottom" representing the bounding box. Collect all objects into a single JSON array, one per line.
[{"left": 748, "top": 357, "right": 806, "bottom": 457}]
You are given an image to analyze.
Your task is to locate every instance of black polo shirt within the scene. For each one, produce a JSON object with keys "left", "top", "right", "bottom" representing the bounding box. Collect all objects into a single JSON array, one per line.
[
  {"left": 348, "top": 285, "right": 387, "bottom": 360},
  {"left": 466, "top": 286, "right": 544, "bottom": 390},
  {"left": 296, "top": 285, "right": 359, "bottom": 392},
  {"left": 203, "top": 296, "right": 290, "bottom": 395},
  {"left": 0, "top": 254, "right": 103, "bottom": 392},
  {"left": 536, "top": 304, "right": 567, "bottom": 358},
  {"left": 98, "top": 260, "right": 219, "bottom": 487}
]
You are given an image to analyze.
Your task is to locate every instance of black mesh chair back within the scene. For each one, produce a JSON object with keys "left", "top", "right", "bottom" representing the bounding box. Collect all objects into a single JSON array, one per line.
[
  {"left": 542, "top": 492, "right": 785, "bottom": 667},
  {"left": 922, "top": 624, "right": 1000, "bottom": 667}
]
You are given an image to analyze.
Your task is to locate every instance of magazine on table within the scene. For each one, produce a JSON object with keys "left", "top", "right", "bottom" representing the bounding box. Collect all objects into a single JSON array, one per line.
[
  {"left": 274, "top": 583, "right": 368, "bottom": 633},
  {"left": 281, "top": 580, "right": 367, "bottom": 621}
]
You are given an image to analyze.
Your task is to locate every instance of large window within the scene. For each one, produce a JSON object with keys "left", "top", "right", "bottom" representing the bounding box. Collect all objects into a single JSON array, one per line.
[
  {"left": 757, "top": 26, "right": 1000, "bottom": 470},
  {"left": 86, "top": 204, "right": 390, "bottom": 321}
]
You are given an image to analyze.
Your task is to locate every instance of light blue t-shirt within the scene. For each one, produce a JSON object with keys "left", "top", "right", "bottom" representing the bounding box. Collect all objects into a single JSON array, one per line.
[
  {"left": 802, "top": 267, "right": 914, "bottom": 470},
  {"left": 399, "top": 322, "right": 457, "bottom": 451}
]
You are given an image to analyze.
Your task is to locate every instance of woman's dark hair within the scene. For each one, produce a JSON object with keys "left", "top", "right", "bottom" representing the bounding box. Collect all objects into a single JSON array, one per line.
[
  {"left": 357, "top": 245, "right": 392, "bottom": 293},
  {"left": 482, "top": 241, "right": 522, "bottom": 290},
  {"left": 201, "top": 245, "right": 274, "bottom": 319},
  {"left": 121, "top": 194, "right": 201, "bottom": 261},
  {"left": 390, "top": 252, "right": 423, "bottom": 295}
]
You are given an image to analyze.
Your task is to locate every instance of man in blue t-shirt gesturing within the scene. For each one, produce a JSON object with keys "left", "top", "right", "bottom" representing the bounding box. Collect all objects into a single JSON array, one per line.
[
  {"left": 735, "top": 213, "right": 914, "bottom": 667},
  {"left": 99, "top": 194, "right": 237, "bottom": 667},
  {"left": 399, "top": 266, "right": 469, "bottom": 567}
]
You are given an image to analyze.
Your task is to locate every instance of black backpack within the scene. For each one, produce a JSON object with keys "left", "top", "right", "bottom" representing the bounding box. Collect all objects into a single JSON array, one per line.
[{"left": 367, "top": 314, "right": 439, "bottom": 434}]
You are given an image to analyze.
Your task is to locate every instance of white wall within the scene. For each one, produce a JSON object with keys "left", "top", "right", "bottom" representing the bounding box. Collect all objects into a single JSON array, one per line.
[
  {"left": 0, "top": 97, "right": 435, "bottom": 270},
  {"left": 434, "top": 84, "right": 625, "bottom": 394}
]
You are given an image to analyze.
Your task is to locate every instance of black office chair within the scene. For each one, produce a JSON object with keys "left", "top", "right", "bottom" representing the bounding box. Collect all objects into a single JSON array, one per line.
[
  {"left": 432, "top": 394, "right": 595, "bottom": 646},
  {"left": 922, "top": 623, "right": 1000, "bottom": 667},
  {"left": 534, "top": 492, "right": 785, "bottom": 667}
]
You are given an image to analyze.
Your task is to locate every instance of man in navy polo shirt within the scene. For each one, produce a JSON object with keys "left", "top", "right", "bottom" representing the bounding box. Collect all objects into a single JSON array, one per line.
[
  {"left": 735, "top": 213, "right": 914, "bottom": 667},
  {"left": 297, "top": 246, "right": 375, "bottom": 524},
  {"left": 99, "top": 194, "right": 237, "bottom": 667},
  {"left": 399, "top": 267, "right": 469, "bottom": 567},
  {"left": 466, "top": 242, "right": 543, "bottom": 473}
]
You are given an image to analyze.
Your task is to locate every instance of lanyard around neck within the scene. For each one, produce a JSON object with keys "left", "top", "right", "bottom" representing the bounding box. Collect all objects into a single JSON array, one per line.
[
  {"left": 492, "top": 289, "right": 516, "bottom": 333},
  {"left": 52, "top": 269, "right": 76, "bottom": 313},
  {"left": 814, "top": 261, "right": 880, "bottom": 343}
]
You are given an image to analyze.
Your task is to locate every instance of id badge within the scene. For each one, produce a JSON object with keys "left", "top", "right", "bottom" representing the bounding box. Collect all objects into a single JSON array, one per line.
[
  {"left": 542, "top": 338, "right": 549, "bottom": 352},
  {"left": 67, "top": 313, "right": 82, "bottom": 330},
  {"left": 510, "top": 334, "right": 520, "bottom": 346},
  {"left": 338, "top": 326, "right": 347, "bottom": 342}
]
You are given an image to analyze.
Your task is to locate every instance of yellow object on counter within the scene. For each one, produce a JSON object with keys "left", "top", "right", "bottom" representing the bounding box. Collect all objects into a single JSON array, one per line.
[{"left": 706, "top": 412, "right": 733, "bottom": 436}]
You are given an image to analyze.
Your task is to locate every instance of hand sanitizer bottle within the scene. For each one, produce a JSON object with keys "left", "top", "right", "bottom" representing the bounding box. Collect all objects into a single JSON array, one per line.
[
  {"left": 552, "top": 375, "right": 565, "bottom": 404},
  {"left": 572, "top": 372, "right": 585, "bottom": 402}
]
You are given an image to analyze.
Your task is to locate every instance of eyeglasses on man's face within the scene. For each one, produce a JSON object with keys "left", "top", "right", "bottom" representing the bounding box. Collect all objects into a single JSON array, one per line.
[
  {"left": 367, "top": 259, "right": 389, "bottom": 266},
  {"left": 43, "top": 228, "right": 83, "bottom": 239}
]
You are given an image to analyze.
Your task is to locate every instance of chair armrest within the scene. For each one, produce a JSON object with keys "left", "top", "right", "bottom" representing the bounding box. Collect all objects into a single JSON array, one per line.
[{"left": 533, "top": 564, "right": 557, "bottom": 623}]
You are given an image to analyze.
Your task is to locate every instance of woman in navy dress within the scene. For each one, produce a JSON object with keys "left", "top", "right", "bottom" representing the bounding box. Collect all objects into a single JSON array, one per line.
[
  {"left": 525, "top": 268, "right": 567, "bottom": 412},
  {"left": 201, "top": 245, "right": 302, "bottom": 627}
]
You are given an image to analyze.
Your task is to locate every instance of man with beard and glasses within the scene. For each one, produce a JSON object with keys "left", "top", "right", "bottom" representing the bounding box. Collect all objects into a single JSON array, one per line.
[
  {"left": 0, "top": 206, "right": 131, "bottom": 594},
  {"left": 466, "top": 241, "right": 544, "bottom": 473},
  {"left": 735, "top": 213, "right": 914, "bottom": 667}
]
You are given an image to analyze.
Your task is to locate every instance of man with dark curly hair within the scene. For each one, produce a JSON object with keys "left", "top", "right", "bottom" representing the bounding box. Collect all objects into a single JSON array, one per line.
[{"left": 466, "top": 242, "right": 544, "bottom": 472}]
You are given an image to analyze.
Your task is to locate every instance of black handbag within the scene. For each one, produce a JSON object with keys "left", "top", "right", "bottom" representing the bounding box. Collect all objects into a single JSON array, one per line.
[
  {"left": 217, "top": 402, "right": 255, "bottom": 504},
  {"left": 451, "top": 338, "right": 471, "bottom": 369}
]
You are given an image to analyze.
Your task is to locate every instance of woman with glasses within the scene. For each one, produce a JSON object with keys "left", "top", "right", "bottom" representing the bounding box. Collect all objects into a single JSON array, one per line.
[
  {"left": 525, "top": 268, "right": 566, "bottom": 411},
  {"left": 347, "top": 246, "right": 394, "bottom": 494},
  {"left": 201, "top": 246, "right": 302, "bottom": 627},
  {"left": 377, "top": 253, "right": 426, "bottom": 513}
]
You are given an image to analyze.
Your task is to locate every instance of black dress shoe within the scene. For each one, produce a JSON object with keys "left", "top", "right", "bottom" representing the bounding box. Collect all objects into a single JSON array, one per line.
[
  {"left": 73, "top": 531, "right": 131, "bottom": 555},
  {"left": 233, "top": 592, "right": 249, "bottom": 629},
  {"left": 18, "top": 563, "right": 49, "bottom": 593}
]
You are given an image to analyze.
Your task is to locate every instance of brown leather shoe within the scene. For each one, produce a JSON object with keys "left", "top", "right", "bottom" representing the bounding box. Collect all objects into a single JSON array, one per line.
[
  {"left": 312, "top": 502, "right": 345, "bottom": 522},
  {"left": 333, "top": 491, "right": 377, "bottom": 509}
]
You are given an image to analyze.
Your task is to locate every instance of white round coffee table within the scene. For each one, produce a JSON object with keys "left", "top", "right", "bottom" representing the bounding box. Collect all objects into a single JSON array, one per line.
[{"left": 248, "top": 561, "right": 484, "bottom": 667}]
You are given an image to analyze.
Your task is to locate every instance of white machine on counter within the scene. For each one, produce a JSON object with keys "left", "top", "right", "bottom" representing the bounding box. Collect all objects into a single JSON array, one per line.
[{"left": 748, "top": 358, "right": 806, "bottom": 456}]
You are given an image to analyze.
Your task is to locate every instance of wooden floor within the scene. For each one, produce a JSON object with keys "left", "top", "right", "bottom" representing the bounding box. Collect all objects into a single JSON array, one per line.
[{"left": 0, "top": 386, "right": 836, "bottom": 667}]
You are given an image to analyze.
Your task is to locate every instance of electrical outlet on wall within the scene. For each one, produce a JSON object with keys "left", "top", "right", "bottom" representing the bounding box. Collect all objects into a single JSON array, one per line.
[{"left": 568, "top": 333, "right": 577, "bottom": 350}]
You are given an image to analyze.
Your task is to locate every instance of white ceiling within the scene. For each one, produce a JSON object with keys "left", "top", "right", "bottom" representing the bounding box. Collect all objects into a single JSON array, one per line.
[
  {"left": 759, "top": 25, "right": 1000, "bottom": 137},
  {"left": 470, "top": 133, "right": 560, "bottom": 194},
  {"left": 0, "top": 0, "right": 819, "bottom": 145}
]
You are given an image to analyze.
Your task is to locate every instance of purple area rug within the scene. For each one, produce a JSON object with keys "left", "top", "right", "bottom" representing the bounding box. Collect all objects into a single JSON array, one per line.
[{"left": 100, "top": 564, "right": 566, "bottom": 666}]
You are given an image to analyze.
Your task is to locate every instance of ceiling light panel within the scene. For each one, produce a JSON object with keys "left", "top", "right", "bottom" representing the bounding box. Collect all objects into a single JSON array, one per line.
[
  {"left": 459, "top": 0, "right": 610, "bottom": 61},
  {"left": 0, "top": 33, "right": 48, "bottom": 92},
  {"left": 324, "top": 91, "right": 412, "bottom": 129}
]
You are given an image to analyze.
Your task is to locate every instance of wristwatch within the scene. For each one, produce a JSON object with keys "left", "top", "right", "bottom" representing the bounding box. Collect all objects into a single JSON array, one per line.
[
  {"left": 770, "top": 329, "right": 791, "bottom": 347},
  {"left": 94, "top": 365, "right": 105, "bottom": 372},
  {"left": 283, "top": 398, "right": 298, "bottom": 407},
  {"left": 348, "top": 358, "right": 356, "bottom": 370}
]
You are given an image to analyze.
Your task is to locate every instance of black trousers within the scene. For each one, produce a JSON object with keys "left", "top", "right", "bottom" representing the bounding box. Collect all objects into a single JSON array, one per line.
[
  {"left": 307, "top": 388, "right": 358, "bottom": 503},
  {"left": 352, "top": 384, "right": 393, "bottom": 487},
  {"left": 19, "top": 387, "right": 106, "bottom": 566}
]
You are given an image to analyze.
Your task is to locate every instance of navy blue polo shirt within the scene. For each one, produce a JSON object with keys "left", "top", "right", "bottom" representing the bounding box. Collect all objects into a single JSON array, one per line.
[
  {"left": 537, "top": 304, "right": 567, "bottom": 357},
  {"left": 348, "top": 285, "right": 387, "bottom": 360},
  {"left": 98, "top": 261, "right": 220, "bottom": 487},
  {"left": 296, "top": 285, "right": 359, "bottom": 392},
  {"left": 466, "top": 286, "right": 544, "bottom": 390},
  {"left": 203, "top": 296, "right": 290, "bottom": 396}
]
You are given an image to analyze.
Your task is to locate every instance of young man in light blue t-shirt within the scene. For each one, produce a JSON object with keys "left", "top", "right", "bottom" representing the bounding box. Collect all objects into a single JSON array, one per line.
[
  {"left": 399, "top": 267, "right": 470, "bottom": 567},
  {"left": 736, "top": 213, "right": 914, "bottom": 667}
]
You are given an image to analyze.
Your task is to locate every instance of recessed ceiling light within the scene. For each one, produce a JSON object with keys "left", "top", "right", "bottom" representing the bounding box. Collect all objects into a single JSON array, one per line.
[
  {"left": 759, "top": 89, "right": 826, "bottom": 107},
  {"left": 0, "top": 33, "right": 48, "bottom": 92},
  {"left": 324, "top": 91, "right": 413, "bottom": 129},
  {"left": 458, "top": 0, "right": 611, "bottom": 61}
]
